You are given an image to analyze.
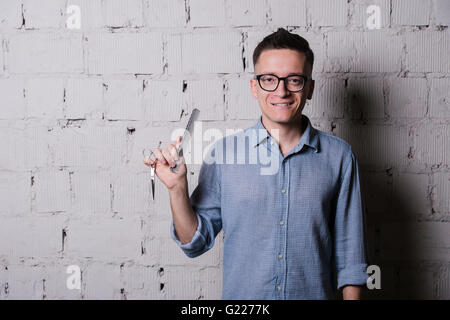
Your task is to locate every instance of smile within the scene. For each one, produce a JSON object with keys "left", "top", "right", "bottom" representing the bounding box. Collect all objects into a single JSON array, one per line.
[{"left": 270, "top": 102, "right": 295, "bottom": 107}]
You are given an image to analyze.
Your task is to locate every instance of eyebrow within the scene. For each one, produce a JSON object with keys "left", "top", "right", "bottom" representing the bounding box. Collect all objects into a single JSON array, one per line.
[{"left": 258, "top": 72, "right": 307, "bottom": 76}]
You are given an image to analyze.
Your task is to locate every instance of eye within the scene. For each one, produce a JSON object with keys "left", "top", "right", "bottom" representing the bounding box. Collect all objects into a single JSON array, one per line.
[
  {"left": 288, "top": 77, "right": 302, "bottom": 84},
  {"left": 260, "top": 75, "right": 276, "bottom": 82}
]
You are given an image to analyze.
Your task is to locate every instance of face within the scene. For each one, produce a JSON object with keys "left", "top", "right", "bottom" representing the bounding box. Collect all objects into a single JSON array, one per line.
[{"left": 250, "top": 49, "right": 314, "bottom": 128}]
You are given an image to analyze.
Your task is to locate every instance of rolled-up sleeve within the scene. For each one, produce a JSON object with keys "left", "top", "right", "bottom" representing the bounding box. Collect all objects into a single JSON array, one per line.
[
  {"left": 170, "top": 145, "right": 222, "bottom": 258},
  {"left": 333, "top": 150, "right": 369, "bottom": 290}
]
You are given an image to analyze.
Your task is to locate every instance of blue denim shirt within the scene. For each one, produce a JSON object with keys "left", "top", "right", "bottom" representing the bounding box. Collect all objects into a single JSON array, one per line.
[{"left": 171, "top": 114, "right": 369, "bottom": 299}]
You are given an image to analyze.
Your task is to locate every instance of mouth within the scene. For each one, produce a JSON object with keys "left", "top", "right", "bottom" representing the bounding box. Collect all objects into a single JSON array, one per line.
[{"left": 270, "top": 101, "right": 295, "bottom": 108}]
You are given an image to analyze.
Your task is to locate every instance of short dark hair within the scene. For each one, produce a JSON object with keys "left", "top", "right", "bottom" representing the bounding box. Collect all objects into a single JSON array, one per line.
[{"left": 252, "top": 28, "right": 314, "bottom": 72}]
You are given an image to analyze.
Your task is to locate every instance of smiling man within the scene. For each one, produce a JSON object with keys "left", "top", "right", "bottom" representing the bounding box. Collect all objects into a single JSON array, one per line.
[{"left": 145, "top": 28, "right": 369, "bottom": 300}]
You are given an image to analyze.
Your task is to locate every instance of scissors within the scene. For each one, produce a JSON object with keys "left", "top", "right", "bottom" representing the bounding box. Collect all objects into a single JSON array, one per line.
[{"left": 148, "top": 141, "right": 162, "bottom": 200}]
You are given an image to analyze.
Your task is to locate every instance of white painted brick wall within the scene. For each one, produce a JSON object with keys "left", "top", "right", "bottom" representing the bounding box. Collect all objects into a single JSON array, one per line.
[
  {"left": 7, "top": 33, "right": 84, "bottom": 74},
  {"left": 0, "top": 1, "right": 22, "bottom": 29},
  {"left": 0, "top": 78, "right": 25, "bottom": 119},
  {"left": 22, "top": 0, "right": 65, "bottom": 29},
  {"left": 0, "top": 0, "right": 449, "bottom": 300},
  {"left": 310, "top": 0, "right": 348, "bottom": 27},
  {"left": 144, "top": 0, "right": 186, "bottom": 28},
  {"left": 269, "top": 0, "right": 306, "bottom": 27},
  {"left": 392, "top": 0, "right": 431, "bottom": 26},
  {"left": 65, "top": 78, "right": 104, "bottom": 119}
]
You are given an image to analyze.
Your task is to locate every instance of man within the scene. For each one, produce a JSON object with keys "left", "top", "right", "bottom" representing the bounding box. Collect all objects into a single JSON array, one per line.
[{"left": 144, "top": 28, "right": 368, "bottom": 300}]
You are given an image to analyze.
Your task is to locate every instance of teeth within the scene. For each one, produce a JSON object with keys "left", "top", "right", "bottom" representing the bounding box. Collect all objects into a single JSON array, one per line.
[{"left": 272, "top": 103, "right": 292, "bottom": 106}]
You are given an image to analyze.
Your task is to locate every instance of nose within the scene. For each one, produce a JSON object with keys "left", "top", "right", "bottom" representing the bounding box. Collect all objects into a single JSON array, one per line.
[{"left": 274, "top": 79, "right": 290, "bottom": 97}]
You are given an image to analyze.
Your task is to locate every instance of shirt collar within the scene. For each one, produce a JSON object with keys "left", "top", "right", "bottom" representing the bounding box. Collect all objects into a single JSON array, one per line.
[{"left": 252, "top": 114, "right": 320, "bottom": 153}]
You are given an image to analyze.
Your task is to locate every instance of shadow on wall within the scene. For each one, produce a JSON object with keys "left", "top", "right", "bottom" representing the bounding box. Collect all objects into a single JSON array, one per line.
[{"left": 336, "top": 76, "right": 447, "bottom": 300}]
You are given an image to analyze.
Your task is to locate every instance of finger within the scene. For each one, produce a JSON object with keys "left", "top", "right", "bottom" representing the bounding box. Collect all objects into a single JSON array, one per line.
[
  {"left": 153, "top": 148, "right": 167, "bottom": 165},
  {"left": 167, "top": 144, "right": 179, "bottom": 162},
  {"left": 162, "top": 148, "right": 175, "bottom": 167},
  {"left": 175, "top": 135, "right": 182, "bottom": 150},
  {"left": 144, "top": 156, "right": 155, "bottom": 166}
]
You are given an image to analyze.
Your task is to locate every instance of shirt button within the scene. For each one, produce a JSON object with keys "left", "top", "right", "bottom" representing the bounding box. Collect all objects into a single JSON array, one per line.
[
  {"left": 278, "top": 254, "right": 283, "bottom": 259},
  {"left": 270, "top": 140, "right": 274, "bottom": 145},
  {"left": 279, "top": 220, "right": 284, "bottom": 226},
  {"left": 276, "top": 285, "right": 282, "bottom": 291},
  {"left": 281, "top": 189, "right": 286, "bottom": 193}
]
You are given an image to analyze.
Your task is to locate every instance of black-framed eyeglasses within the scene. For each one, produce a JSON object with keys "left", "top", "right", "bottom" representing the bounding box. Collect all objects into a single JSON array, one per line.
[{"left": 255, "top": 74, "right": 309, "bottom": 92}]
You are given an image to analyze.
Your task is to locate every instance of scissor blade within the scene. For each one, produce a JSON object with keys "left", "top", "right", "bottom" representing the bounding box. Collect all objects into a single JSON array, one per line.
[{"left": 151, "top": 179, "right": 155, "bottom": 200}]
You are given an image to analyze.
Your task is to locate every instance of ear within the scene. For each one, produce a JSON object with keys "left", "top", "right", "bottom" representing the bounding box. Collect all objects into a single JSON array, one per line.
[
  {"left": 307, "top": 79, "right": 314, "bottom": 100},
  {"left": 250, "top": 78, "right": 258, "bottom": 99}
]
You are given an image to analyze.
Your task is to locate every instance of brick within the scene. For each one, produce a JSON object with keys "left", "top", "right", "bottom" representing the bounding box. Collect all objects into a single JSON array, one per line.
[
  {"left": 0, "top": 265, "right": 46, "bottom": 299},
  {"left": 65, "top": 78, "right": 104, "bottom": 119},
  {"left": 429, "top": 78, "right": 450, "bottom": 118},
  {"left": 162, "top": 266, "right": 201, "bottom": 299},
  {"left": 104, "top": 0, "right": 144, "bottom": 28},
  {"left": 189, "top": 0, "right": 226, "bottom": 27},
  {"left": 432, "top": 172, "right": 450, "bottom": 214},
  {"left": 434, "top": 0, "right": 450, "bottom": 26},
  {"left": 310, "top": 0, "right": 347, "bottom": 27},
  {"left": 0, "top": 1, "right": 23, "bottom": 29},
  {"left": 181, "top": 31, "right": 243, "bottom": 74},
  {"left": 386, "top": 77, "right": 427, "bottom": 118},
  {"left": 333, "top": 123, "right": 410, "bottom": 169},
  {"left": 392, "top": 0, "right": 431, "bottom": 26},
  {"left": 143, "top": 80, "right": 183, "bottom": 121},
  {"left": 229, "top": 0, "right": 266, "bottom": 27},
  {"left": 351, "top": 0, "right": 390, "bottom": 29},
  {"left": 411, "top": 121, "right": 449, "bottom": 169},
  {"left": 392, "top": 172, "right": 430, "bottom": 216},
  {"left": 23, "top": 0, "right": 65, "bottom": 29},
  {"left": 380, "top": 222, "right": 450, "bottom": 261},
  {"left": 86, "top": 32, "right": 162, "bottom": 75},
  {"left": 120, "top": 264, "right": 161, "bottom": 299},
  {"left": 0, "top": 126, "right": 52, "bottom": 170},
  {"left": 294, "top": 31, "right": 325, "bottom": 74},
  {"left": 0, "top": 171, "right": 30, "bottom": 216},
  {"left": 7, "top": 33, "right": 83, "bottom": 74},
  {"left": 52, "top": 125, "right": 127, "bottom": 167},
  {"left": 269, "top": 0, "right": 306, "bottom": 26},
  {"left": 394, "top": 264, "right": 437, "bottom": 299},
  {"left": 346, "top": 77, "right": 385, "bottom": 120},
  {"left": 243, "top": 30, "right": 267, "bottom": 73},
  {"left": 66, "top": 0, "right": 103, "bottom": 30},
  {"left": 65, "top": 217, "right": 142, "bottom": 259},
  {"left": 405, "top": 31, "right": 450, "bottom": 73},
  {"left": 71, "top": 170, "right": 111, "bottom": 214},
  {"left": 198, "top": 266, "right": 222, "bottom": 299},
  {"left": 26, "top": 78, "right": 64, "bottom": 119},
  {"left": 165, "top": 33, "right": 183, "bottom": 74},
  {"left": 326, "top": 31, "right": 402, "bottom": 72},
  {"left": 105, "top": 79, "right": 143, "bottom": 120},
  {"left": 35, "top": 169, "right": 71, "bottom": 213},
  {"left": 185, "top": 79, "right": 225, "bottom": 121},
  {"left": 35, "top": 264, "right": 82, "bottom": 299},
  {"left": 82, "top": 263, "right": 122, "bottom": 299},
  {"left": 226, "top": 77, "right": 260, "bottom": 120},
  {"left": 1, "top": 263, "right": 83, "bottom": 299},
  {"left": 144, "top": 0, "right": 186, "bottom": 27},
  {"left": 359, "top": 171, "right": 391, "bottom": 215},
  {"left": 0, "top": 78, "right": 26, "bottom": 119},
  {"left": 112, "top": 170, "right": 151, "bottom": 213},
  {"left": 304, "top": 78, "right": 345, "bottom": 119},
  {"left": 0, "top": 216, "right": 64, "bottom": 257}
]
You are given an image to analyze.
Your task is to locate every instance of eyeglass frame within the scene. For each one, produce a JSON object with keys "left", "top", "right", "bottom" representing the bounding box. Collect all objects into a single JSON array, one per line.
[{"left": 254, "top": 73, "right": 309, "bottom": 92}]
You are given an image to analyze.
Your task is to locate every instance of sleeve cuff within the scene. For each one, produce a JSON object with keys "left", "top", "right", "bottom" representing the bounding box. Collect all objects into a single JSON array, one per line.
[
  {"left": 170, "top": 214, "right": 207, "bottom": 256},
  {"left": 337, "top": 263, "right": 369, "bottom": 290}
]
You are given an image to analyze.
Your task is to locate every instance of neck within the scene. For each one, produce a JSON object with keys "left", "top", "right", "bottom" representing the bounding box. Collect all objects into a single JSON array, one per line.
[{"left": 261, "top": 115, "right": 306, "bottom": 156}]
